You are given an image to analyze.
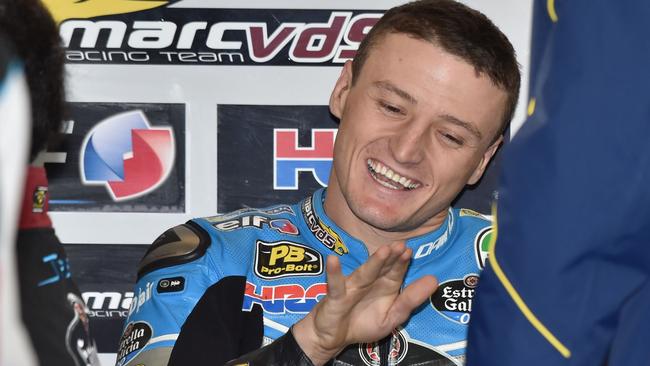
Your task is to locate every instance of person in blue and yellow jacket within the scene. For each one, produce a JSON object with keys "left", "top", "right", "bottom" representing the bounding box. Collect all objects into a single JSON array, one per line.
[{"left": 466, "top": 1, "right": 650, "bottom": 365}]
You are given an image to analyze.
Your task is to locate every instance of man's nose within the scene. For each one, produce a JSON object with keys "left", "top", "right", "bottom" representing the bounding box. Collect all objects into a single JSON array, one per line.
[{"left": 389, "top": 121, "right": 426, "bottom": 165}]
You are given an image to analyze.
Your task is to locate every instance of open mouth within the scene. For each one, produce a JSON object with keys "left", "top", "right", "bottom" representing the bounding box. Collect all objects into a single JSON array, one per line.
[{"left": 367, "top": 159, "right": 422, "bottom": 191}]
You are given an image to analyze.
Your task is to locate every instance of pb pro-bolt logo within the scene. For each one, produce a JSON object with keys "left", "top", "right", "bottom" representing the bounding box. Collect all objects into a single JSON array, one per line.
[{"left": 80, "top": 110, "right": 174, "bottom": 201}]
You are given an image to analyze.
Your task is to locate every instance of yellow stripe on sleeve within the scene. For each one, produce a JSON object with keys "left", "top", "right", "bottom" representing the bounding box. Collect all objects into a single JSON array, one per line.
[
  {"left": 487, "top": 205, "right": 571, "bottom": 358},
  {"left": 547, "top": 0, "right": 559, "bottom": 23}
]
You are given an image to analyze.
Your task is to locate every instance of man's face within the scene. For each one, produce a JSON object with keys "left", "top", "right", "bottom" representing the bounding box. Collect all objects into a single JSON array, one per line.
[{"left": 328, "top": 33, "right": 508, "bottom": 233}]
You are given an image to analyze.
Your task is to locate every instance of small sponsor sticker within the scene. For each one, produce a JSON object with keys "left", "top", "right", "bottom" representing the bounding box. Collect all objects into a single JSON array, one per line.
[
  {"left": 32, "top": 186, "right": 47, "bottom": 212},
  {"left": 157, "top": 276, "right": 185, "bottom": 293},
  {"left": 301, "top": 196, "right": 348, "bottom": 255},
  {"left": 254, "top": 241, "right": 323, "bottom": 279},
  {"left": 459, "top": 208, "right": 487, "bottom": 219}
]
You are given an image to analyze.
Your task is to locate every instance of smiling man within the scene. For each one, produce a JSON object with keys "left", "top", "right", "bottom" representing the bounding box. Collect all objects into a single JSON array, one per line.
[{"left": 117, "top": 1, "right": 520, "bottom": 365}]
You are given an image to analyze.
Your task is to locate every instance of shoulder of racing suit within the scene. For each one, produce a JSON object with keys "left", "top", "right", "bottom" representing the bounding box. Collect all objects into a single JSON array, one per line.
[{"left": 137, "top": 221, "right": 211, "bottom": 279}]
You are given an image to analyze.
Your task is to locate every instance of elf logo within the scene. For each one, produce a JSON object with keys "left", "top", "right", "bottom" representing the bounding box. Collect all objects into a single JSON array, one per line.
[{"left": 213, "top": 215, "right": 299, "bottom": 236}]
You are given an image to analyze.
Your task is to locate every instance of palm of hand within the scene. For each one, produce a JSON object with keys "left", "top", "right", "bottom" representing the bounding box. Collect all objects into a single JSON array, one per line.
[{"left": 293, "top": 242, "right": 438, "bottom": 365}]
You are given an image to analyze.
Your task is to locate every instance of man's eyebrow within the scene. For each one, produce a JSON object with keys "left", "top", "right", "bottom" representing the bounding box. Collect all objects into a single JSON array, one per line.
[
  {"left": 440, "top": 114, "right": 482, "bottom": 140},
  {"left": 373, "top": 81, "right": 417, "bottom": 104}
]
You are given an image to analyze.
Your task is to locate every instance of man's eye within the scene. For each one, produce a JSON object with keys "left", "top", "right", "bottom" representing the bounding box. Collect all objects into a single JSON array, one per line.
[
  {"left": 441, "top": 132, "right": 464, "bottom": 146},
  {"left": 379, "top": 101, "right": 404, "bottom": 115}
]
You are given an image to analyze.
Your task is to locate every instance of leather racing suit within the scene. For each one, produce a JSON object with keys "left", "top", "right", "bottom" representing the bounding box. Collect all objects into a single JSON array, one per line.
[{"left": 117, "top": 189, "right": 491, "bottom": 366}]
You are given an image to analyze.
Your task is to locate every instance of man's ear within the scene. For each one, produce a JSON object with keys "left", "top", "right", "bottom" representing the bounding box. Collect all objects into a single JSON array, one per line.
[
  {"left": 467, "top": 135, "right": 503, "bottom": 185},
  {"left": 329, "top": 60, "right": 353, "bottom": 119}
]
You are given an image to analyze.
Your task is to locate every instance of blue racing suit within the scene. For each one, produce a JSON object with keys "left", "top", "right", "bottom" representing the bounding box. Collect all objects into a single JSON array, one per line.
[{"left": 117, "top": 189, "right": 492, "bottom": 366}]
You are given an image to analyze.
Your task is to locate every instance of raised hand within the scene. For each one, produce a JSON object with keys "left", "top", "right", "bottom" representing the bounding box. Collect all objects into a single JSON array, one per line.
[{"left": 292, "top": 241, "right": 438, "bottom": 365}]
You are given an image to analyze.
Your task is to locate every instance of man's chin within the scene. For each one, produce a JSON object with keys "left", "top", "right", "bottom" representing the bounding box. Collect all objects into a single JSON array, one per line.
[{"left": 352, "top": 206, "right": 415, "bottom": 233}]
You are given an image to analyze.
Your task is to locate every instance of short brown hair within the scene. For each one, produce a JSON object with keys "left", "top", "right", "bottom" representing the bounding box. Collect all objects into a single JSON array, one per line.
[
  {"left": 353, "top": 0, "right": 520, "bottom": 138},
  {"left": 0, "top": 0, "right": 66, "bottom": 161}
]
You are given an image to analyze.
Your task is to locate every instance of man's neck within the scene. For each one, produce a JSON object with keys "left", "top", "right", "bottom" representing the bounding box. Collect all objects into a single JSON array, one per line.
[{"left": 322, "top": 181, "right": 448, "bottom": 254}]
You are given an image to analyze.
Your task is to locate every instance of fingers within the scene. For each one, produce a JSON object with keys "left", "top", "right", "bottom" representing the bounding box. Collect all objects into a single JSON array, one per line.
[
  {"left": 386, "top": 275, "right": 438, "bottom": 327},
  {"left": 381, "top": 246, "right": 412, "bottom": 284},
  {"left": 327, "top": 242, "right": 411, "bottom": 304},
  {"left": 347, "top": 244, "right": 394, "bottom": 290},
  {"left": 325, "top": 255, "right": 346, "bottom": 299}
]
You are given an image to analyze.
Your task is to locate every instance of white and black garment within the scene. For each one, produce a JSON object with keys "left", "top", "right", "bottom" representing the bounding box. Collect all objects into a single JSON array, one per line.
[{"left": 16, "top": 167, "right": 100, "bottom": 366}]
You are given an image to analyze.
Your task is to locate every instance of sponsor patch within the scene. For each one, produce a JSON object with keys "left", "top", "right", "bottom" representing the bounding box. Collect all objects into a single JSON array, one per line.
[
  {"left": 459, "top": 208, "right": 487, "bottom": 219},
  {"left": 242, "top": 281, "right": 326, "bottom": 314},
  {"left": 359, "top": 329, "right": 408, "bottom": 366},
  {"left": 413, "top": 210, "right": 454, "bottom": 260},
  {"left": 430, "top": 274, "right": 479, "bottom": 325},
  {"left": 32, "top": 186, "right": 47, "bottom": 212},
  {"left": 116, "top": 321, "right": 152, "bottom": 364},
  {"left": 206, "top": 205, "right": 295, "bottom": 223},
  {"left": 301, "top": 196, "right": 348, "bottom": 255},
  {"left": 474, "top": 227, "right": 492, "bottom": 269},
  {"left": 213, "top": 215, "right": 299, "bottom": 236},
  {"left": 157, "top": 276, "right": 185, "bottom": 293},
  {"left": 255, "top": 241, "right": 322, "bottom": 279}
]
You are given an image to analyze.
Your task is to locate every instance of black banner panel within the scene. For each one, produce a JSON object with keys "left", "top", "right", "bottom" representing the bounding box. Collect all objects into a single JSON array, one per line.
[
  {"left": 46, "top": 102, "right": 186, "bottom": 212},
  {"left": 65, "top": 244, "right": 148, "bottom": 353}
]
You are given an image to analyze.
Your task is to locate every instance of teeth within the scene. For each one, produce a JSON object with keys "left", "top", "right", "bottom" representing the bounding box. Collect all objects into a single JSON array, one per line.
[{"left": 366, "top": 159, "right": 421, "bottom": 190}]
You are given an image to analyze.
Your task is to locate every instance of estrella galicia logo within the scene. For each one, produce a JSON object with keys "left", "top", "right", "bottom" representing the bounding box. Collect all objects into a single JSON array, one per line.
[
  {"left": 116, "top": 321, "right": 152, "bottom": 365},
  {"left": 430, "top": 274, "right": 479, "bottom": 325},
  {"left": 80, "top": 110, "right": 175, "bottom": 201}
]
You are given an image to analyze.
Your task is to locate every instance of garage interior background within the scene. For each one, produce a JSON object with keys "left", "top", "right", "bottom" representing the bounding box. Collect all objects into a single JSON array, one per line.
[{"left": 41, "top": 0, "right": 533, "bottom": 364}]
